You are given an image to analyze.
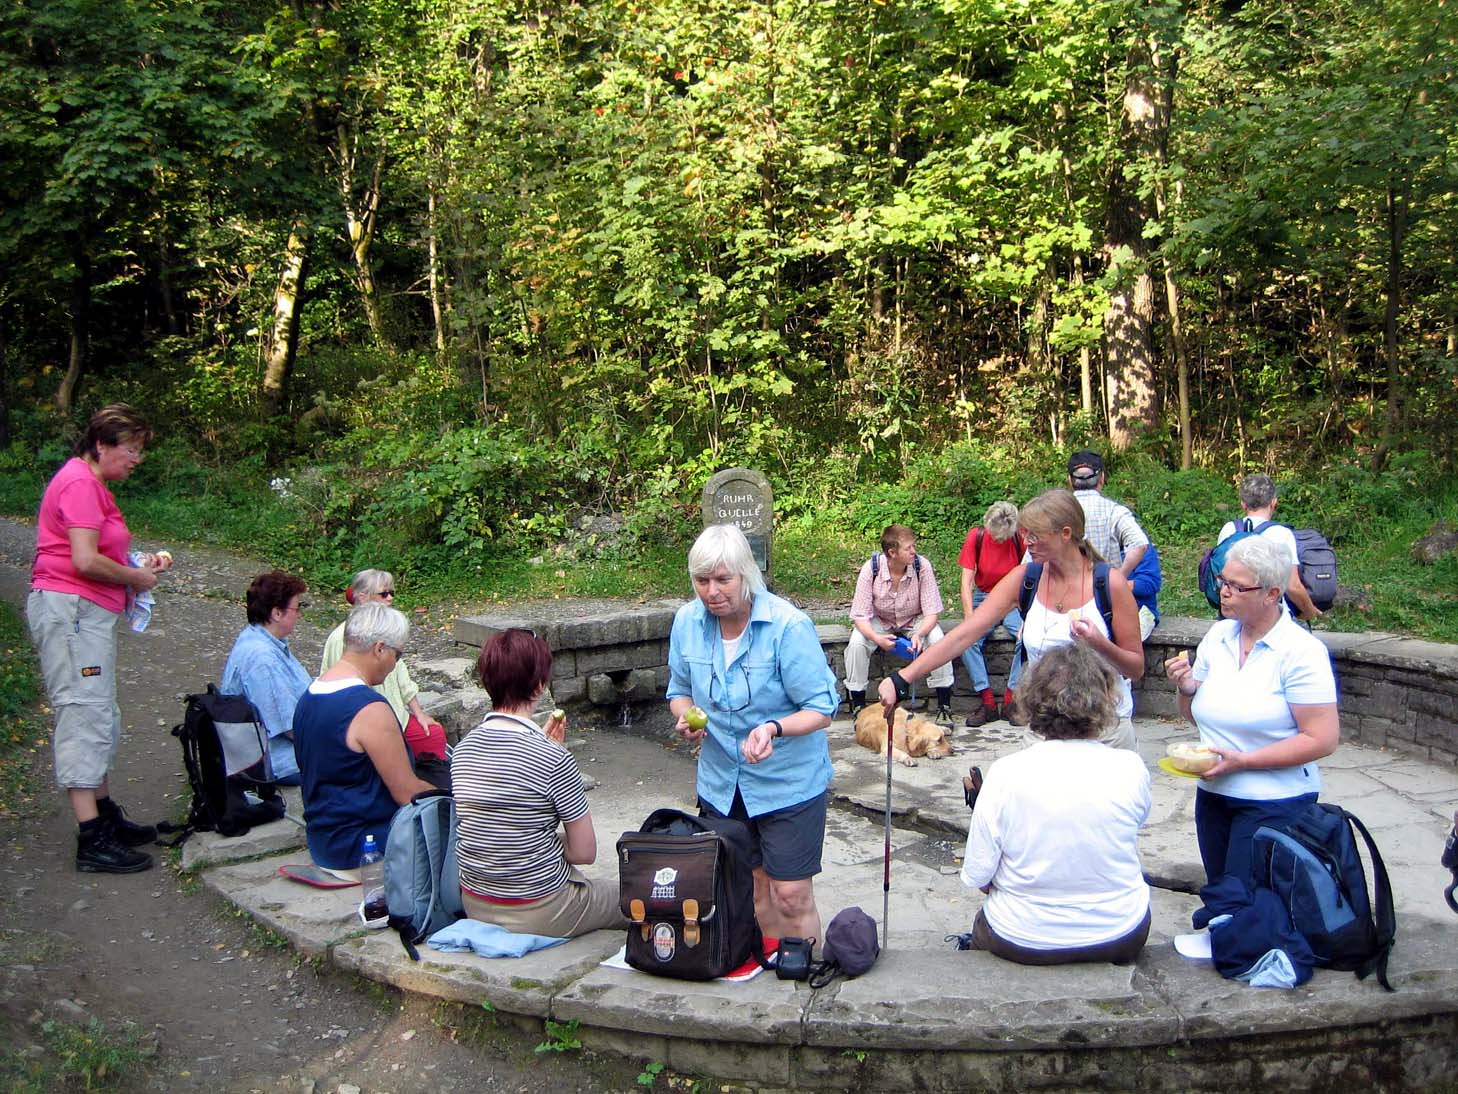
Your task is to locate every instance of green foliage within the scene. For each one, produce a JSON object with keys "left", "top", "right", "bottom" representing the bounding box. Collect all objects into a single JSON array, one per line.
[
  {"left": 0, "top": 602, "right": 47, "bottom": 817},
  {"left": 637, "top": 1060, "right": 666, "bottom": 1086},
  {"left": 533, "top": 1018, "right": 582, "bottom": 1055}
]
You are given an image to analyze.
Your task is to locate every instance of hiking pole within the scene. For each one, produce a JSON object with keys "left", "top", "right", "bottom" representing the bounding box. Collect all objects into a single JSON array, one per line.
[{"left": 882, "top": 703, "right": 894, "bottom": 951}]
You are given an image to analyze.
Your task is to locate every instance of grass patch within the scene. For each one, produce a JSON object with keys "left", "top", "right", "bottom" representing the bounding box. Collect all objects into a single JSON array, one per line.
[
  {"left": 0, "top": 1016, "right": 154, "bottom": 1091},
  {"left": 0, "top": 601, "right": 48, "bottom": 818}
]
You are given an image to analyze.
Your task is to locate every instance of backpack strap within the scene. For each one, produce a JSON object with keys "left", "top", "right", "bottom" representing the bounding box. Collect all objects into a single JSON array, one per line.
[
  {"left": 1017, "top": 563, "right": 1041, "bottom": 665},
  {"left": 1091, "top": 561, "right": 1114, "bottom": 636},
  {"left": 973, "top": 528, "right": 984, "bottom": 571},
  {"left": 870, "top": 552, "right": 880, "bottom": 580},
  {"left": 1336, "top": 807, "right": 1397, "bottom": 992}
]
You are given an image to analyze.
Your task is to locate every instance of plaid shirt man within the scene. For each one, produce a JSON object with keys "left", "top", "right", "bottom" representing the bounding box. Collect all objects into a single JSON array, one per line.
[{"left": 850, "top": 553, "right": 944, "bottom": 632}]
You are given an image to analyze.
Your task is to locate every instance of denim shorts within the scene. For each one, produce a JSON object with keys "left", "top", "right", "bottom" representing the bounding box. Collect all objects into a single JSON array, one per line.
[{"left": 701, "top": 788, "right": 827, "bottom": 881}]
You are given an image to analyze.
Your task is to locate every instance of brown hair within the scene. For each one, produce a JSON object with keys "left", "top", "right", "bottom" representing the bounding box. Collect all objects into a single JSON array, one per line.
[
  {"left": 880, "top": 524, "right": 915, "bottom": 554},
  {"left": 477, "top": 628, "right": 553, "bottom": 709},
  {"left": 76, "top": 404, "right": 153, "bottom": 460},
  {"left": 1018, "top": 489, "right": 1103, "bottom": 563},
  {"left": 245, "top": 570, "right": 308, "bottom": 625},
  {"left": 1013, "top": 643, "right": 1118, "bottom": 741}
]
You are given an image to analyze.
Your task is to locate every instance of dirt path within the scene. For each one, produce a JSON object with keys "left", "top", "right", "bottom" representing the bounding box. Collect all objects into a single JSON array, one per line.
[{"left": 0, "top": 517, "right": 649, "bottom": 1093}]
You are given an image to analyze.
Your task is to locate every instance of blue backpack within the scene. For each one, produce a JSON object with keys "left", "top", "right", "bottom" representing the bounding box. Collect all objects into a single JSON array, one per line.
[
  {"left": 1250, "top": 802, "right": 1395, "bottom": 991},
  {"left": 384, "top": 789, "right": 464, "bottom": 960},
  {"left": 1198, "top": 528, "right": 1259, "bottom": 609},
  {"left": 1199, "top": 520, "right": 1339, "bottom": 612}
]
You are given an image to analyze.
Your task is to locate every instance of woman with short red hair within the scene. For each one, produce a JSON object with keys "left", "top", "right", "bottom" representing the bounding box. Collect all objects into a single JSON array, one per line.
[{"left": 451, "top": 629, "right": 624, "bottom": 937}]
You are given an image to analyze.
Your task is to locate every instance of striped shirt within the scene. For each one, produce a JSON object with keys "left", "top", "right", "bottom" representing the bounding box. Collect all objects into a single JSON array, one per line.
[
  {"left": 849, "top": 553, "right": 944, "bottom": 631},
  {"left": 1072, "top": 489, "right": 1149, "bottom": 567},
  {"left": 451, "top": 712, "right": 590, "bottom": 901}
]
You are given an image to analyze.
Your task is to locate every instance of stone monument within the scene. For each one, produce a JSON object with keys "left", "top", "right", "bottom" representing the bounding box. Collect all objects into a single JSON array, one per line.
[{"left": 702, "top": 468, "right": 773, "bottom": 587}]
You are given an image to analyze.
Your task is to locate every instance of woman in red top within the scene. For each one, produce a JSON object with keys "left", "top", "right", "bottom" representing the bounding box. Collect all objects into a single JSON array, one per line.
[
  {"left": 958, "top": 501, "right": 1026, "bottom": 726},
  {"left": 28, "top": 405, "right": 172, "bottom": 874}
]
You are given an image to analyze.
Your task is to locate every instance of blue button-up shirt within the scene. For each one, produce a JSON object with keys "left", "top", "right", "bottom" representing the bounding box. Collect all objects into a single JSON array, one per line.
[
  {"left": 221, "top": 624, "right": 312, "bottom": 782},
  {"left": 667, "top": 590, "right": 839, "bottom": 817}
]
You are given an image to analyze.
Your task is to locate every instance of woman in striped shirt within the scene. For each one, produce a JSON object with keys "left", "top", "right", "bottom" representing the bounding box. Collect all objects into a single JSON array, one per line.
[{"left": 451, "top": 629, "right": 625, "bottom": 937}]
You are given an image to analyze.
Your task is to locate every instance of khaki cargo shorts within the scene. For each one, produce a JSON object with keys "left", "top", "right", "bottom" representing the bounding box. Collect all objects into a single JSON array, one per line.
[{"left": 26, "top": 589, "right": 122, "bottom": 789}]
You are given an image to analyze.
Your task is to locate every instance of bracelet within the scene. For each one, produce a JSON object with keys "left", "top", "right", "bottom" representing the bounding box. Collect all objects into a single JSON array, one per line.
[
  {"left": 769, "top": 719, "right": 784, "bottom": 738},
  {"left": 890, "top": 672, "right": 911, "bottom": 702}
]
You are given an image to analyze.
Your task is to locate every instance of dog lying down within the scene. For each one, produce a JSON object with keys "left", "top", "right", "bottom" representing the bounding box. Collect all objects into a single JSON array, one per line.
[{"left": 853, "top": 705, "right": 953, "bottom": 767}]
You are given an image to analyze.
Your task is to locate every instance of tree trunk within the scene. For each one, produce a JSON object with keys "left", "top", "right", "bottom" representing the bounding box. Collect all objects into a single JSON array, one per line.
[
  {"left": 1102, "top": 34, "right": 1167, "bottom": 450},
  {"left": 1151, "top": 41, "right": 1189, "bottom": 469},
  {"left": 1372, "top": 184, "right": 1408, "bottom": 473},
  {"left": 427, "top": 183, "right": 448, "bottom": 357},
  {"left": 337, "top": 125, "right": 389, "bottom": 348},
  {"left": 55, "top": 249, "right": 91, "bottom": 417},
  {"left": 262, "top": 217, "right": 311, "bottom": 420}
]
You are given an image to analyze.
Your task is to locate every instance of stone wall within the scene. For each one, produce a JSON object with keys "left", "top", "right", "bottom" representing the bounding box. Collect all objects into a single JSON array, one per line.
[{"left": 450, "top": 605, "right": 1458, "bottom": 769}]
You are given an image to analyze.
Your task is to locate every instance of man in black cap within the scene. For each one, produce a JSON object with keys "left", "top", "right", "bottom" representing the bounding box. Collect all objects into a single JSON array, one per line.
[{"left": 1066, "top": 450, "right": 1149, "bottom": 581}]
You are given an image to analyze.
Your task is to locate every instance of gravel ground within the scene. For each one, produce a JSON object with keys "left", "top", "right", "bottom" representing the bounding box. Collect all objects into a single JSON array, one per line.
[{"left": 0, "top": 516, "right": 656, "bottom": 1093}]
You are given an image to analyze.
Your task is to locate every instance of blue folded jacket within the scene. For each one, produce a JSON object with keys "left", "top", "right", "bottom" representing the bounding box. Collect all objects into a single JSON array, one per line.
[
  {"left": 1194, "top": 875, "right": 1315, "bottom": 988},
  {"left": 426, "top": 919, "right": 568, "bottom": 958}
]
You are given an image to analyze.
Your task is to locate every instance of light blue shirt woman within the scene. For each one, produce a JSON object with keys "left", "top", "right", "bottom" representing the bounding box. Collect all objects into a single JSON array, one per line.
[
  {"left": 667, "top": 591, "right": 839, "bottom": 817},
  {"left": 221, "top": 623, "right": 312, "bottom": 782}
]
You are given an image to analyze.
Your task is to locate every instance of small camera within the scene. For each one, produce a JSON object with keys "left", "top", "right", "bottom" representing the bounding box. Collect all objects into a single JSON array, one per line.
[{"left": 775, "top": 936, "right": 814, "bottom": 980}]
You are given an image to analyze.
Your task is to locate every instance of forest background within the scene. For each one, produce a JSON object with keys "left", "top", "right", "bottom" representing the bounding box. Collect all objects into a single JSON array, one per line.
[{"left": 0, "top": 0, "right": 1455, "bottom": 639}]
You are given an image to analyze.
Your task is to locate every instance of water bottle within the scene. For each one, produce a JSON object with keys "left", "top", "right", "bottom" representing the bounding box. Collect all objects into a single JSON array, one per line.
[
  {"left": 891, "top": 636, "right": 916, "bottom": 661},
  {"left": 359, "top": 833, "right": 386, "bottom": 921}
]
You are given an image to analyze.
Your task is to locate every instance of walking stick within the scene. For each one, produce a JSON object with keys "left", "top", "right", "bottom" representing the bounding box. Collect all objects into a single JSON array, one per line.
[{"left": 882, "top": 703, "right": 894, "bottom": 950}]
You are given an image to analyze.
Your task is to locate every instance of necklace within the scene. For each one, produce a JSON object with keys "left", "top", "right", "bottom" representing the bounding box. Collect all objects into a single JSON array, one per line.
[{"left": 1049, "top": 564, "right": 1088, "bottom": 614}]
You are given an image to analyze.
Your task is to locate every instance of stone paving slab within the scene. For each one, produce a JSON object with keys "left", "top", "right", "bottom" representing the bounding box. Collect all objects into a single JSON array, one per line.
[
  {"left": 179, "top": 786, "right": 305, "bottom": 872},
  {"left": 203, "top": 853, "right": 364, "bottom": 957},
  {"left": 333, "top": 929, "right": 623, "bottom": 1018}
]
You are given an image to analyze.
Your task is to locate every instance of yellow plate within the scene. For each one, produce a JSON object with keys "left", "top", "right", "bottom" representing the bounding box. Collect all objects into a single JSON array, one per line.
[{"left": 1158, "top": 756, "right": 1203, "bottom": 780}]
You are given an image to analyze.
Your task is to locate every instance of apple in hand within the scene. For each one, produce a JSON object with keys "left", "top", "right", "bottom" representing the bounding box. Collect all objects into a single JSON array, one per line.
[{"left": 684, "top": 706, "right": 709, "bottom": 731}]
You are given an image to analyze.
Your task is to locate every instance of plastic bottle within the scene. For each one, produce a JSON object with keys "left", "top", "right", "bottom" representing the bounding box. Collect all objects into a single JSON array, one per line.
[
  {"left": 891, "top": 636, "right": 916, "bottom": 661},
  {"left": 359, "top": 833, "right": 386, "bottom": 920}
]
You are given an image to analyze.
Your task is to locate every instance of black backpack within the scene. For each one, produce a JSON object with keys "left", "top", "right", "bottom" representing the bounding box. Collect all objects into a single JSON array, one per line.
[
  {"left": 1016, "top": 561, "right": 1114, "bottom": 662},
  {"left": 1250, "top": 802, "right": 1395, "bottom": 991},
  {"left": 617, "top": 808, "right": 765, "bottom": 980},
  {"left": 160, "top": 685, "right": 286, "bottom": 847}
]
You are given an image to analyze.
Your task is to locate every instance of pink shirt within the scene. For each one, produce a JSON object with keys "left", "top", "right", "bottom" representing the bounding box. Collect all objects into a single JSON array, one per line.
[
  {"left": 31, "top": 457, "right": 131, "bottom": 613},
  {"left": 849, "top": 553, "right": 944, "bottom": 631}
]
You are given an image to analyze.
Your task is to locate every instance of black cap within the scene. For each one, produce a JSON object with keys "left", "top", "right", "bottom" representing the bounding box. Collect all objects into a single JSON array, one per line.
[
  {"left": 822, "top": 906, "right": 880, "bottom": 976},
  {"left": 1068, "top": 449, "right": 1104, "bottom": 482}
]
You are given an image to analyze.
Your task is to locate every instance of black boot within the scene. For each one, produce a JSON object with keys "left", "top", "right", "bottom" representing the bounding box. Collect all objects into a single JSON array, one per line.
[
  {"left": 97, "top": 797, "right": 158, "bottom": 847},
  {"left": 76, "top": 817, "right": 154, "bottom": 874},
  {"left": 847, "top": 690, "right": 866, "bottom": 715},
  {"left": 934, "top": 687, "right": 954, "bottom": 725}
]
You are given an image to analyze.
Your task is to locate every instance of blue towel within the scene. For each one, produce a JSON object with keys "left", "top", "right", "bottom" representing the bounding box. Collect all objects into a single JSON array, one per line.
[
  {"left": 426, "top": 919, "right": 568, "bottom": 958},
  {"left": 1194, "top": 875, "right": 1314, "bottom": 988},
  {"left": 124, "top": 551, "right": 155, "bottom": 632}
]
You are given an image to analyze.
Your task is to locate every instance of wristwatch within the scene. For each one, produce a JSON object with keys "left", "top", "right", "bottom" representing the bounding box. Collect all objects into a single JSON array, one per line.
[
  {"left": 769, "top": 719, "right": 784, "bottom": 738},
  {"left": 890, "top": 672, "right": 912, "bottom": 702}
]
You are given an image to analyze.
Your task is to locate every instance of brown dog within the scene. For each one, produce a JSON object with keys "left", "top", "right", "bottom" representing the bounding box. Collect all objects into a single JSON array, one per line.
[{"left": 853, "top": 705, "right": 953, "bottom": 767}]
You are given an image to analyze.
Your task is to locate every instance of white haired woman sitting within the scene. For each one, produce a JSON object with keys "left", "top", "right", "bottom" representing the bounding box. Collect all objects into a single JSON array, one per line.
[{"left": 295, "top": 603, "right": 436, "bottom": 877}]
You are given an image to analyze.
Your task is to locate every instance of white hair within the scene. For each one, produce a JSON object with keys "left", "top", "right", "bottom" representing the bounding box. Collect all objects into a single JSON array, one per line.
[
  {"left": 687, "top": 524, "right": 766, "bottom": 599},
  {"left": 343, "top": 602, "right": 409, "bottom": 652},
  {"left": 1226, "top": 535, "right": 1291, "bottom": 593}
]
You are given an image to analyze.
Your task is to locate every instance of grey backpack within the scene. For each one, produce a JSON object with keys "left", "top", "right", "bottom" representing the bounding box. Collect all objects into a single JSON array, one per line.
[{"left": 383, "top": 790, "right": 464, "bottom": 959}]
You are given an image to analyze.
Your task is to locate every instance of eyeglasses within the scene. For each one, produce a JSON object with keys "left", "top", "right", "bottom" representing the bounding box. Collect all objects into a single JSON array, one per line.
[
  {"left": 284, "top": 600, "right": 310, "bottom": 613},
  {"left": 382, "top": 643, "right": 403, "bottom": 657},
  {"left": 1215, "top": 575, "right": 1264, "bottom": 595},
  {"left": 378, "top": 589, "right": 395, "bottom": 598},
  {"left": 708, "top": 660, "right": 752, "bottom": 713}
]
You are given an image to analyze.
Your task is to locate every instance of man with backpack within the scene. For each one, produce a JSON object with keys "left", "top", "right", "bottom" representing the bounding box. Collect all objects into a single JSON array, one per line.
[
  {"left": 1216, "top": 475, "right": 1323, "bottom": 622},
  {"left": 957, "top": 501, "right": 1025, "bottom": 726},
  {"left": 844, "top": 525, "right": 955, "bottom": 723}
]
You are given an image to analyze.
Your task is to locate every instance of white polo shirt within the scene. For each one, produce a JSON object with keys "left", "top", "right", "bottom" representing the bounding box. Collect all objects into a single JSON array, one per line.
[
  {"left": 961, "top": 739, "right": 1151, "bottom": 949},
  {"left": 1189, "top": 613, "right": 1337, "bottom": 801}
]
